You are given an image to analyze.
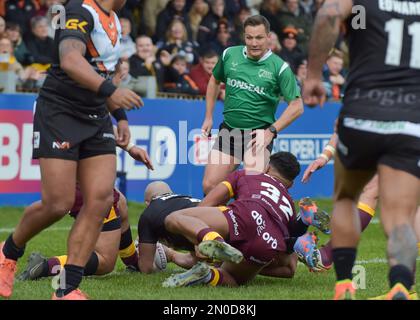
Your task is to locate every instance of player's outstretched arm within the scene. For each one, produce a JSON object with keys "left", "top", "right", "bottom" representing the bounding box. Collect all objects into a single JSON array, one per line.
[
  {"left": 199, "top": 182, "right": 232, "bottom": 207},
  {"left": 304, "top": 0, "right": 353, "bottom": 107},
  {"left": 201, "top": 75, "right": 221, "bottom": 137},
  {"left": 301, "top": 132, "right": 337, "bottom": 183}
]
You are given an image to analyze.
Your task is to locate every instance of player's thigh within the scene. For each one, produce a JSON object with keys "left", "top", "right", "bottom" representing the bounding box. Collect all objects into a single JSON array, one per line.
[
  {"left": 334, "top": 155, "right": 376, "bottom": 202},
  {"left": 77, "top": 154, "right": 116, "bottom": 208},
  {"left": 203, "top": 150, "right": 239, "bottom": 191},
  {"left": 39, "top": 158, "right": 77, "bottom": 211},
  {"left": 358, "top": 174, "right": 379, "bottom": 209},
  {"left": 378, "top": 165, "right": 420, "bottom": 236},
  {"left": 94, "top": 228, "right": 121, "bottom": 274},
  {"left": 168, "top": 207, "right": 230, "bottom": 238},
  {"left": 221, "top": 260, "right": 264, "bottom": 286}
]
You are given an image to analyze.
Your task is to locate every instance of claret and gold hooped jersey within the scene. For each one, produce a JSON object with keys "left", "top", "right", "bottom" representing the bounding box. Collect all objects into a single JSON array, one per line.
[{"left": 39, "top": 0, "right": 122, "bottom": 114}]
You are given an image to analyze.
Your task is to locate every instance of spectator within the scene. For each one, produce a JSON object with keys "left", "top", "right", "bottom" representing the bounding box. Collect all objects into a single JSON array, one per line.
[
  {"left": 246, "top": 0, "right": 263, "bottom": 15},
  {"left": 0, "top": 16, "right": 5, "bottom": 38},
  {"left": 311, "top": 0, "right": 324, "bottom": 18},
  {"left": 120, "top": 18, "right": 136, "bottom": 60},
  {"left": 129, "top": 35, "right": 165, "bottom": 91},
  {"left": 232, "top": 6, "right": 251, "bottom": 43},
  {"left": 36, "top": 0, "right": 62, "bottom": 17},
  {"left": 163, "top": 54, "right": 199, "bottom": 95},
  {"left": 197, "top": 0, "right": 231, "bottom": 47},
  {"left": 278, "top": 0, "right": 313, "bottom": 54},
  {"left": 295, "top": 58, "right": 307, "bottom": 88},
  {"left": 322, "top": 49, "right": 346, "bottom": 100},
  {"left": 1, "top": 0, "right": 39, "bottom": 36},
  {"left": 6, "top": 22, "right": 33, "bottom": 65},
  {"left": 279, "top": 26, "right": 304, "bottom": 73},
  {"left": 189, "top": 49, "right": 218, "bottom": 96},
  {"left": 300, "top": 0, "right": 313, "bottom": 14},
  {"left": 224, "top": 0, "right": 247, "bottom": 20},
  {"left": 259, "top": 0, "right": 283, "bottom": 38},
  {"left": 155, "top": 0, "right": 192, "bottom": 42},
  {"left": 157, "top": 19, "right": 198, "bottom": 65},
  {"left": 268, "top": 31, "right": 282, "bottom": 56},
  {"left": 188, "top": 0, "right": 208, "bottom": 42},
  {"left": 0, "top": 37, "right": 41, "bottom": 90},
  {"left": 208, "top": 20, "right": 236, "bottom": 56},
  {"left": 25, "top": 16, "right": 54, "bottom": 69},
  {"left": 143, "top": 0, "right": 170, "bottom": 37}
]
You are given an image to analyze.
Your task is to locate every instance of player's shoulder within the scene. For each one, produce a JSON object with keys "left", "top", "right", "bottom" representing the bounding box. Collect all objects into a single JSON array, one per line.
[
  {"left": 64, "top": 0, "right": 94, "bottom": 22},
  {"left": 221, "top": 45, "right": 245, "bottom": 61},
  {"left": 266, "top": 52, "right": 291, "bottom": 75}
]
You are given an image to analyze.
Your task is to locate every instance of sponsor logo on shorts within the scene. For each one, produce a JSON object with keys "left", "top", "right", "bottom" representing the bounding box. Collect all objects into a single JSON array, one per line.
[
  {"left": 33, "top": 132, "right": 40, "bottom": 149},
  {"left": 52, "top": 141, "right": 70, "bottom": 150},
  {"left": 337, "top": 138, "right": 348, "bottom": 156},
  {"left": 103, "top": 133, "right": 116, "bottom": 140},
  {"left": 228, "top": 210, "right": 239, "bottom": 236},
  {"left": 251, "top": 210, "right": 278, "bottom": 250}
]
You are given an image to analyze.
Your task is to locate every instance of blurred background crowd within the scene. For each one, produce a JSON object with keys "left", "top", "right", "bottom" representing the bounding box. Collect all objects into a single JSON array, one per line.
[{"left": 0, "top": 0, "right": 348, "bottom": 100}]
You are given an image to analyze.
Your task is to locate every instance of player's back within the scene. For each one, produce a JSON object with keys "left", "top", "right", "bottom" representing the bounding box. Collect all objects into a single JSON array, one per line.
[
  {"left": 343, "top": 0, "right": 420, "bottom": 122},
  {"left": 39, "top": 0, "right": 122, "bottom": 113},
  {"left": 226, "top": 171, "right": 297, "bottom": 231}
]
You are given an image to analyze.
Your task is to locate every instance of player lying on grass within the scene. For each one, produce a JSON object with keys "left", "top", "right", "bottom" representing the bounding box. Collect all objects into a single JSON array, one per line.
[
  {"left": 161, "top": 152, "right": 331, "bottom": 287},
  {"left": 17, "top": 185, "right": 137, "bottom": 280},
  {"left": 137, "top": 179, "right": 328, "bottom": 278},
  {"left": 17, "top": 144, "right": 154, "bottom": 280},
  {"left": 299, "top": 132, "right": 420, "bottom": 299}
]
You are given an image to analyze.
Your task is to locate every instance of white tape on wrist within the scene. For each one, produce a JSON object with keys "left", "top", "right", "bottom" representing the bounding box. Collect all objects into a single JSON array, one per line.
[
  {"left": 324, "top": 145, "right": 336, "bottom": 155},
  {"left": 319, "top": 153, "right": 330, "bottom": 162},
  {"left": 125, "top": 142, "right": 135, "bottom": 152}
]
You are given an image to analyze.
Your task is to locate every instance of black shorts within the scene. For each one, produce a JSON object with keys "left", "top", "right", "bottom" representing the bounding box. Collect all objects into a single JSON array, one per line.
[
  {"left": 212, "top": 122, "right": 274, "bottom": 161},
  {"left": 337, "top": 116, "right": 420, "bottom": 178},
  {"left": 32, "top": 98, "right": 116, "bottom": 161}
]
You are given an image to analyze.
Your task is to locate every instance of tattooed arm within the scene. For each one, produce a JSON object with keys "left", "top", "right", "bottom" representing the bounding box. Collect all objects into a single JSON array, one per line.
[
  {"left": 303, "top": 0, "right": 353, "bottom": 107},
  {"left": 307, "top": 0, "right": 353, "bottom": 79},
  {"left": 59, "top": 38, "right": 105, "bottom": 92}
]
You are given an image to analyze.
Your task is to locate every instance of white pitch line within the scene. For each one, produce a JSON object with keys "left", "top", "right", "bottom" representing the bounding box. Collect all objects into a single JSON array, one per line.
[{"left": 0, "top": 226, "right": 138, "bottom": 234}]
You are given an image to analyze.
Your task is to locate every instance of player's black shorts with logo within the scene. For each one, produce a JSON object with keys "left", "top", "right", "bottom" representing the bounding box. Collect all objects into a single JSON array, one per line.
[
  {"left": 212, "top": 122, "right": 274, "bottom": 161},
  {"left": 336, "top": 116, "right": 420, "bottom": 179},
  {"left": 32, "top": 97, "right": 116, "bottom": 161}
]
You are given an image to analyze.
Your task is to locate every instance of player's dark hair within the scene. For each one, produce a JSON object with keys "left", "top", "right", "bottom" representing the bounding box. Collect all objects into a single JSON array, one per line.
[
  {"left": 244, "top": 15, "right": 271, "bottom": 33},
  {"left": 269, "top": 152, "right": 300, "bottom": 182}
]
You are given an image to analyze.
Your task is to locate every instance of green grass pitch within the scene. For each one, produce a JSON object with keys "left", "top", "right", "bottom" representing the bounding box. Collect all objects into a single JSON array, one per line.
[{"left": 0, "top": 199, "right": 419, "bottom": 300}]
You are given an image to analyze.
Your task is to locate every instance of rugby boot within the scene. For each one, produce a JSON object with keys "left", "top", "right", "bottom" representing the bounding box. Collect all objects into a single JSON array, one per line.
[
  {"left": 0, "top": 242, "right": 17, "bottom": 298},
  {"left": 162, "top": 262, "right": 211, "bottom": 288},
  {"left": 333, "top": 280, "right": 356, "bottom": 300},
  {"left": 17, "top": 252, "right": 47, "bottom": 281},
  {"left": 299, "top": 197, "right": 331, "bottom": 234},
  {"left": 385, "top": 283, "right": 412, "bottom": 300},
  {"left": 198, "top": 240, "right": 243, "bottom": 264},
  {"left": 52, "top": 289, "right": 89, "bottom": 300}
]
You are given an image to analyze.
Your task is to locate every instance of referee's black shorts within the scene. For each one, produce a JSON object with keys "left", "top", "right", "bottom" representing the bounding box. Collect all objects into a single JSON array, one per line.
[
  {"left": 212, "top": 122, "right": 274, "bottom": 161},
  {"left": 337, "top": 116, "right": 420, "bottom": 178},
  {"left": 32, "top": 97, "right": 116, "bottom": 161}
]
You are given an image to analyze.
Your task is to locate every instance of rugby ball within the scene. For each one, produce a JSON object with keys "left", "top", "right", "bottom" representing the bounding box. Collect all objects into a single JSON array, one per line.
[{"left": 153, "top": 242, "right": 167, "bottom": 271}]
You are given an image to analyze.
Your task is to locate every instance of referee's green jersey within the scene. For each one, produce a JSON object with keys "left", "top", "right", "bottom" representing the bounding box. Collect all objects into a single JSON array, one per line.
[{"left": 213, "top": 45, "right": 301, "bottom": 130}]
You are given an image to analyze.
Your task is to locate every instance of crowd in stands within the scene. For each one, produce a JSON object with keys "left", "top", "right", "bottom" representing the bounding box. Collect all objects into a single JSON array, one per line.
[{"left": 0, "top": 0, "right": 347, "bottom": 99}]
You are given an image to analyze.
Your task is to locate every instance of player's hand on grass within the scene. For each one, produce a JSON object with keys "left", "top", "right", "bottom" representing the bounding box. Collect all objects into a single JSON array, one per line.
[
  {"left": 201, "top": 117, "right": 213, "bottom": 137},
  {"left": 108, "top": 88, "right": 144, "bottom": 111},
  {"left": 129, "top": 146, "right": 154, "bottom": 171},
  {"left": 301, "top": 157, "right": 328, "bottom": 183},
  {"left": 116, "top": 120, "right": 130, "bottom": 147},
  {"left": 302, "top": 78, "right": 327, "bottom": 108}
]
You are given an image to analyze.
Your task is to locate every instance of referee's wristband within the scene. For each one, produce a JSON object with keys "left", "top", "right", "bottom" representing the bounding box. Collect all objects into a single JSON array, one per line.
[
  {"left": 125, "top": 142, "right": 135, "bottom": 152},
  {"left": 112, "top": 108, "right": 128, "bottom": 122},
  {"left": 98, "top": 79, "right": 117, "bottom": 98}
]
